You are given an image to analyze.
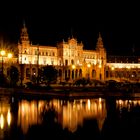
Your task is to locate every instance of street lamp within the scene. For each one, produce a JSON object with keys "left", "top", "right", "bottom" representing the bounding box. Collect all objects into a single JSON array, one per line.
[
  {"left": 1, "top": 50, "right": 5, "bottom": 79},
  {"left": 7, "top": 53, "right": 12, "bottom": 59},
  {"left": 0, "top": 50, "right": 12, "bottom": 84}
]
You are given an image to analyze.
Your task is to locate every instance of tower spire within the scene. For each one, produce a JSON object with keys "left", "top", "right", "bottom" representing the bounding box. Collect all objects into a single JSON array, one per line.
[
  {"left": 96, "top": 32, "right": 104, "bottom": 49},
  {"left": 20, "top": 20, "right": 30, "bottom": 44}
]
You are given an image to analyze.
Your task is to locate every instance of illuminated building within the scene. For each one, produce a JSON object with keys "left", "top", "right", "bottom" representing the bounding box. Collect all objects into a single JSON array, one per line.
[
  {"left": 2, "top": 22, "right": 140, "bottom": 83},
  {"left": 17, "top": 23, "right": 106, "bottom": 83},
  {"left": 106, "top": 55, "right": 140, "bottom": 82}
]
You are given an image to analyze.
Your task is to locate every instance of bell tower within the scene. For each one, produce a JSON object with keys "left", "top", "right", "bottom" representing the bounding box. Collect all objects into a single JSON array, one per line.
[
  {"left": 20, "top": 21, "right": 30, "bottom": 49},
  {"left": 96, "top": 32, "right": 104, "bottom": 49},
  {"left": 96, "top": 32, "right": 106, "bottom": 81},
  {"left": 18, "top": 21, "right": 31, "bottom": 64}
]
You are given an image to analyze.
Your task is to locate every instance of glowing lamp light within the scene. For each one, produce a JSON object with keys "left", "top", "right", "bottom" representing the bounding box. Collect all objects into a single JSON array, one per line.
[
  {"left": 8, "top": 53, "right": 13, "bottom": 58},
  {"left": 111, "top": 67, "right": 114, "bottom": 70},
  {"left": 87, "top": 64, "right": 91, "bottom": 68},
  {"left": 0, "top": 50, "right": 5, "bottom": 56},
  {"left": 72, "top": 65, "right": 75, "bottom": 69},
  {"left": 126, "top": 66, "right": 130, "bottom": 69}
]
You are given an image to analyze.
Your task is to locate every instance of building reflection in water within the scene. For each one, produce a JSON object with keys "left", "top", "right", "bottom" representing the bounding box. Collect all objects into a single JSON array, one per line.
[
  {"left": 18, "top": 100, "right": 41, "bottom": 134},
  {"left": 2, "top": 96, "right": 140, "bottom": 136},
  {"left": 116, "top": 99, "right": 140, "bottom": 112},
  {"left": 0, "top": 97, "right": 12, "bottom": 139},
  {"left": 55, "top": 97, "right": 107, "bottom": 132},
  {"left": 18, "top": 97, "right": 107, "bottom": 133}
]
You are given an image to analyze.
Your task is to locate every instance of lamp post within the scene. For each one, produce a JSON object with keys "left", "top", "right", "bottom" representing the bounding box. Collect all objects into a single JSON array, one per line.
[
  {"left": 1, "top": 50, "right": 5, "bottom": 79},
  {"left": 0, "top": 50, "right": 12, "bottom": 85}
]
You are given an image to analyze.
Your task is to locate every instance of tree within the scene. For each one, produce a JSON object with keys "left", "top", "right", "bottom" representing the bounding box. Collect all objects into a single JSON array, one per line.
[
  {"left": 30, "top": 68, "right": 42, "bottom": 85},
  {"left": 8, "top": 66, "right": 19, "bottom": 87},
  {"left": 41, "top": 65, "right": 58, "bottom": 85},
  {"left": 0, "top": 72, "right": 8, "bottom": 87}
]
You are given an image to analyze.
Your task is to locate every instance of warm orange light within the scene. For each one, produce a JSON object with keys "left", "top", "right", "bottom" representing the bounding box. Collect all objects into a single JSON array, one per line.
[
  {"left": 1, "top": 50, "right": 5, "bottom": 56},
  {"left": 8, "top": 53, "right": 12, "bottom": 58},
  {"left": 72, "top": 65, "right": 75, "bottom": 69},
  {"left": 0, "top": 114, "right": 4, "bottom": 129},
  {"left": 87, "top": 64, "right": 91, "bottom": 68},
  {"left": 111, "top": 67, "right": 114, "bottom": 70},
  {"left": 7, "top": 109, "right": 11, "bottom": 126}
]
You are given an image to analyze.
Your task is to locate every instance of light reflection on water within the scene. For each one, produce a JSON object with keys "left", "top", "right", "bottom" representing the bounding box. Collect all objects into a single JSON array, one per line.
[
  {"left": 116, "top": 99, "right": 140, "bottom": 113},
  {"left": 18, "top": 97, "right": 107, "bottom": 133},
  {"left": 0, "top": 96, "right": 12, "bottom": 139},
  {"left": 1, "top": 96, "right": 140, "bottom": 139}
]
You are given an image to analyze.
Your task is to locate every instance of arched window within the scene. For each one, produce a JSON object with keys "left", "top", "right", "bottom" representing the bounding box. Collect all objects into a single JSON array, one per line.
[
  {"left": 65, "top": 60, "right": 68, "bottom": 66},
  {"left": 71, "top": 59, "right": 74, "bottom": 65},
  {"left": 72, "top": 70, "right": 74, "bottom": 79},
  {"left": 92, "top": 70, "right": 96, "bottom": 78},
  {"left": 26, "top": 68, "right": 30, "bottom": 78},
  {"left": 75, "top": 69, "right": 78, "bottom": 78},
  {"left": 32, "top": 68, "right": 36, "bottom": 76},
  {"left": 106, "top": 71, "right": 109, "bottom": 78},
  {"left": 58, "top": 69, "right": 62, "bottom": 77},
  {"left": 79, "top": 69, "right": 82, "bottom": 78},
  {"left": 68, "top": 69, "right": 70, "bottom": 79},
  {"left": 65, "top": 70, "right": 68, "bottom": 80}
]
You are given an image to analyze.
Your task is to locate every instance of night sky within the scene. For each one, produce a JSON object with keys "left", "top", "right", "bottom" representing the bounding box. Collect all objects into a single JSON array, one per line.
[{"left": 0, "top": 1, "right": 140, "bottom": 56}]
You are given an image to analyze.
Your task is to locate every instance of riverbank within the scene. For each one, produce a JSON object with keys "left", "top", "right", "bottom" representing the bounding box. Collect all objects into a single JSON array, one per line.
[{"left": 1, "top": 86, "right": 140, "bottom": 100}]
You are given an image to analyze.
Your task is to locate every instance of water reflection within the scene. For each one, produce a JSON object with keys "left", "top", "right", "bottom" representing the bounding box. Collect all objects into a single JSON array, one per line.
[
  {"left": 18, "top": 97, "right": 107, "bottom": 133},
  {"left": 18, "top": 100, "right": 40, "bottom": 134},
  {"left": 116, "top": 99, "right": 140, "bottom": 112},
  {"left": 1, "top": 95, "right": 140, "bottom": 139},
  {"left": 0, "top": 109, "right": 11, "bottom": 129},
  {"left": 0, "top": 96, "right": 12, "bottom": 139}
]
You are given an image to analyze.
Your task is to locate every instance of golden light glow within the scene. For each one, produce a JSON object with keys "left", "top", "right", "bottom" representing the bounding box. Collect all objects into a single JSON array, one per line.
[
  {"left": 107, "top": 63, "right": 140, "bottom": 69},
  {"left": 99, "top": 97, "right": 102, "bottom": 103},
  {"left": 126, "top": 66, "right": 130, "bottom": 69},
  {"left": 87, "top": 99, "right": 90, "bottom": 110},
  {"left": 87, "top": 63, "right": 91, "bottom": 68},
  {"left": 18, "top": 100, "right": 39, "bottom": 134},
  {"left": 8, "top": 53, "right": 13, "bottom": 58},
  {"left": 72, "top": 65, "right": 75, "bottom": 69},
  {"left": 111, "top": 67, "right": 114, "bottom": 70},
  {"left": 7, "top": 109, "right": 11, "bottom": 126},
  {"left": 94, "top": 60, "right": 97, "bottom": 65},
  {"left": 118, "top": 65, "right": 123, "bottom": 68},
  {"left": 0, "top": 50, "right": 5, "bottom": 56},
  {"left": 17, "top": 99, "right": 107, "bottom": 133},
  {"left": 0, "top": 114, "right": 4, "bottom": 129}
]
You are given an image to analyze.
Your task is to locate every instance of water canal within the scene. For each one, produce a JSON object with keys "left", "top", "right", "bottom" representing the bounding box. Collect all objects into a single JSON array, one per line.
[{"left": 0, "top": 94, "right": 140, "bottom": 139}]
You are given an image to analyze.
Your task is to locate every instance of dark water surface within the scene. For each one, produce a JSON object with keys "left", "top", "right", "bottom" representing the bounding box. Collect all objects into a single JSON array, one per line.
[{"left": 0, "top": 94, "right": 140, "bottom": 140}]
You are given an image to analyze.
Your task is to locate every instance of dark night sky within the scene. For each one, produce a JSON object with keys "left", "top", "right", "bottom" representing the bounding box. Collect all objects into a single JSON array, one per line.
[{"left": 0, "top": 1, "right": 140, "bottom": 56}]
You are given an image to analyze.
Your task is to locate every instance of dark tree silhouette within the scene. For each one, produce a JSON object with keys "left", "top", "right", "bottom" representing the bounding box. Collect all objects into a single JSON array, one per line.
[
  {"left": 41, "top": 65, "right": 58, "bottom": 85},
  {"left": 8, "top": 65, "right": 19, "bottom": 87}
]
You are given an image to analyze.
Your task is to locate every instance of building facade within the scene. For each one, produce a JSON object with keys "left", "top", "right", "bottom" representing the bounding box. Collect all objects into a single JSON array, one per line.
[
  {"left": 106, "top": 55, "right": 140, "bottom": 82},
  {"left": 1, "top": 23, "right": 138, "bottom": 84},
  {"left": 18, "top": 23, "right": 106, "bottom": 83}
]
